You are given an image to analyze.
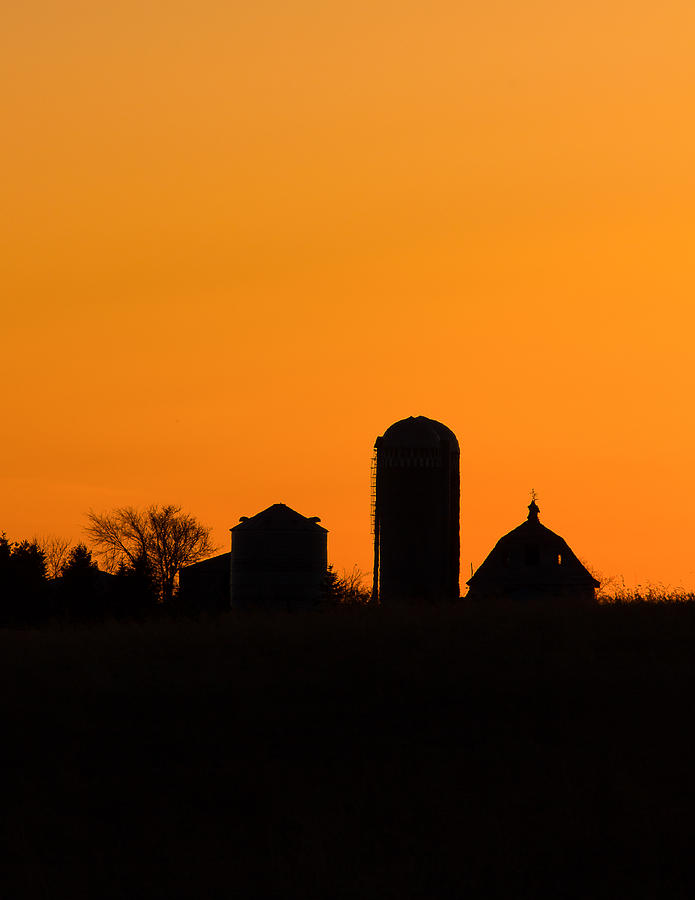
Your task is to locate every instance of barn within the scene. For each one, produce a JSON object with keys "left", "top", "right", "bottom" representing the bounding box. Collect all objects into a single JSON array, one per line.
[
  {"left": 466, "top": 500, "right": 599, "bottom": 604},
  {"left": 179, "top": 552, "right": 231, "bottom": 612}
]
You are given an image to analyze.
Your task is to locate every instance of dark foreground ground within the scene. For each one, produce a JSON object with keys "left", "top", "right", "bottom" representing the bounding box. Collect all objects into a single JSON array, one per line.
[{"left": 5, "top": 601, "right": 695, "bottom": 898}]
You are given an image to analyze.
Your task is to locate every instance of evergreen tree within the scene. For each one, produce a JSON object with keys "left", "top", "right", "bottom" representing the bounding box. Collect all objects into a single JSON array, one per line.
[
  {"left": 60, "top": 543, "right": 102, "bottom": 620},
  {"left": 0, "top": 537, "right": 47, "bottom": 624}
]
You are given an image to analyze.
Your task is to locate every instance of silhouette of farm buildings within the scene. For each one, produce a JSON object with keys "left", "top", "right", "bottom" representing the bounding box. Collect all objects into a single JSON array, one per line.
[
  {"left": 180, "top": 503, "right": 327, "bottom": 611},
  {"left": 179, "top": 417, "right": 600, "bottom": 608},
  {"left": 231, "top": 503, "right": 327, "bottom": 611},
  {"left": 466, "top": 499, "right": 599, "bottom": 603},
  {"left": 372, "top": 416, "right": 460, "bottom": 603}
]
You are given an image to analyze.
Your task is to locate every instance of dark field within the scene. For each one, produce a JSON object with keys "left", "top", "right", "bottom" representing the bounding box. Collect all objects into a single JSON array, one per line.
[{"left": 6, "top": 602, "right": 695, "bottom": 898}]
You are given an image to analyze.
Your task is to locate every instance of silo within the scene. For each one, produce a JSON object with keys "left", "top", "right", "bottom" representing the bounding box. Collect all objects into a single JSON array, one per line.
[
  {"left": 372, "top": 416, "right": 460, "bottom": 603},
  {"left": 230, "top": 503, "right": 328, "bottom": 611}
]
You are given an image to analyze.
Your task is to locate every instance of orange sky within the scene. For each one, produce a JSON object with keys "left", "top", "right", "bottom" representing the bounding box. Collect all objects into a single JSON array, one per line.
[{"left": 3, "top": 0, "right": 695, "bottom": 590}]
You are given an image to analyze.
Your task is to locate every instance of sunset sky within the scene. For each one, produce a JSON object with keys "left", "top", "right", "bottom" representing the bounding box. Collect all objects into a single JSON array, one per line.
[{"left": 3, "top": 0, "right": 695, "bottom": 590}]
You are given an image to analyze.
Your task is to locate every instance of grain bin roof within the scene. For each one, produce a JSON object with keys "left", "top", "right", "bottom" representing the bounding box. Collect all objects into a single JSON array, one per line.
[
  {"left": 231, "top": 503, "right": 328, "bottom": 533},
  {"left": 380, "top": 416, "right": 459, "bottom": 449}
]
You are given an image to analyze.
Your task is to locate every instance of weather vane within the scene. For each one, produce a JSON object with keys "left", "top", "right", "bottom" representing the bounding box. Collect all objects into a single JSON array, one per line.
[{"left": 530, "top": 488, "right": 538, "bottom": 503}]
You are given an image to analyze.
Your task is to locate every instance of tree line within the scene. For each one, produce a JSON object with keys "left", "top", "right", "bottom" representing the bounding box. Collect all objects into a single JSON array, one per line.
[{"left": 1, "top": 504, "right": 218, "bottom": 625}]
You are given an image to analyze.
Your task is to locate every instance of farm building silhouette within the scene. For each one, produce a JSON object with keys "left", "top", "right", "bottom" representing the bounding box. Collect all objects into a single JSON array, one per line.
[
  {"left": 180, "top": 419, "right": 600, "bottom": 609},
  {"left": 372, "top": 416, "right": 460, "bottom": 603},
  {"left": 179, "top": 552, "right": 231, "bottom": 612},
  {"left": 231, "top": 503, "right": 327, "bottom": 611},
  {"left": 466, "top": 499, "right": 599, "bottom": 603},
  {"left": 180, "top": 503, "right": 327, "bottom": 611}
]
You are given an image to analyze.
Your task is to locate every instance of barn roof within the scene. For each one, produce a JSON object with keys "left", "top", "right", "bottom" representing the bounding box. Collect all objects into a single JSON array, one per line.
[
  {"left": 467, "top": 500, "right": 599, "bottom": 592},
  {"left": 231, "top": 503, "right": 328, "bottom": 534},
  {"left": 181, "top": 552, "right": 230, "bottom": 573}
]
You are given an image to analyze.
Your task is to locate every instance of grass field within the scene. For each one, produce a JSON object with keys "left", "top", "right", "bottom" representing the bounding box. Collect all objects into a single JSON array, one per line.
[{"left": 5, "top": 600, "right": 695, "bottom": 898}]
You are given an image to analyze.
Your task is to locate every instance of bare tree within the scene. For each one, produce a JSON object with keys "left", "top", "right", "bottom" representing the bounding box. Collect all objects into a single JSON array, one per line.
[
  {"left": 85, "top": 505, "right": 218, "bottom": 602},
  {"left": 36, "top": 535, "right": 73, "bottom": 580},
  {"left": 323, "top": 565, "right": 371, "bottom": 605}
]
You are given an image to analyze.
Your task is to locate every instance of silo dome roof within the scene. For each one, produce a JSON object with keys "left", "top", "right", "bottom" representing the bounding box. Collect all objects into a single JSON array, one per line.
[{"left": 380, "top": 416, "right": 459, "bottom": 449}]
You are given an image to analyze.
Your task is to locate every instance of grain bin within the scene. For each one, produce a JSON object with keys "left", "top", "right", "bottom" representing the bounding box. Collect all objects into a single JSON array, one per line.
[{"left": 230, "top": 503, "right": 328, "bottom": 611}]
